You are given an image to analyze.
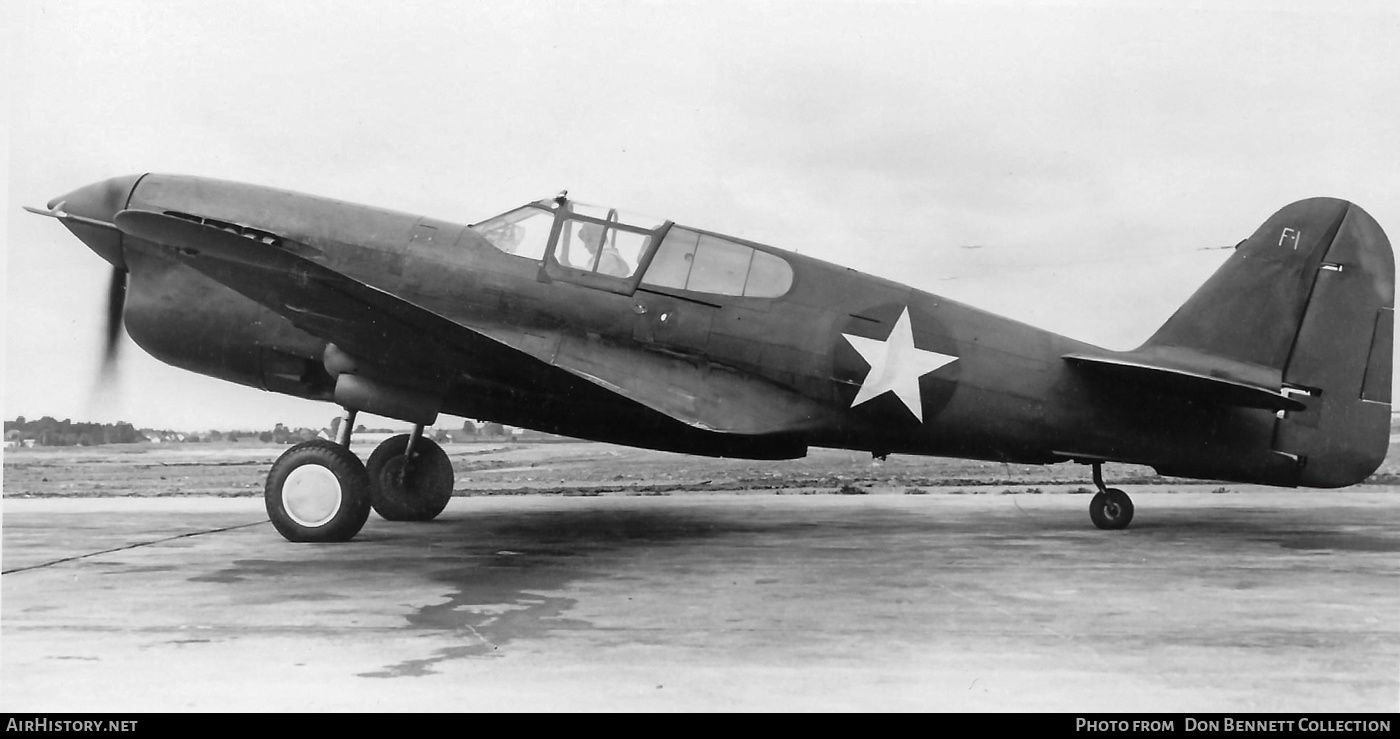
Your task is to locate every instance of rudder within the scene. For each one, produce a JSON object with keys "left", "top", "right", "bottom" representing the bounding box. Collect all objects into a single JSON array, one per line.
[{"left": 1271, "top": 201, "right": 1393, "bottom": 486}]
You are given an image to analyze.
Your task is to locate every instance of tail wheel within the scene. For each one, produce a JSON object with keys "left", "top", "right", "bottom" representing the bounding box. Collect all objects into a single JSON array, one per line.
[
  {"left": 265, "top": 440, "right": 372, "bottom": 542},
  {"left": 1090, "top": 488, "right": 1135, "bottom": 530},
  {"left": 366, "top": 434, "right": 454, "bottom": 521}
]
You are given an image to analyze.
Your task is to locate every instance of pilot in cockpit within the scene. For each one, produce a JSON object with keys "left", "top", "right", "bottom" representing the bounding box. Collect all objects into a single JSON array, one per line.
[{"left": 579, "top": 222, "right": 629, "bottom": 277}]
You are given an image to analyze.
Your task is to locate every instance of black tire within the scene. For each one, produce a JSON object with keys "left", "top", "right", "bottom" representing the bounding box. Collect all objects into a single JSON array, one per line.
[
  {"left": 1090, "top": 488, "right": 1135, "bottom": 530},
  {"left": 265, "top": 439, "right": 372, "bottom": 542},
  {"left": 366, "top": 434, "right": 454, "bottom": 521}
]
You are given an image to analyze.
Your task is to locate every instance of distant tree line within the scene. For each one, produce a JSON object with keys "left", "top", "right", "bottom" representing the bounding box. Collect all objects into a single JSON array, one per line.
[
  {"left": 257, "top": 423, "right": 318, "bottom": 444},
  {"left": 7, "top": 415, "right": 524, "bottom": 448},
  {"left": 5, "top": 416, "right": 144, "bottom": 447},
  {"left": 3, "top": 416, "right": 322, "bottom": 447},
  {"left": 464, "top": 419, "right": 508, "bottom": 436}
]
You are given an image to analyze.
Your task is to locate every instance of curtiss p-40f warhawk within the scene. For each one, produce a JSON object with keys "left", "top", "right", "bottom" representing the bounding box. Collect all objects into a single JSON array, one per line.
[{"left": 28, "top": 175, "right": 1393, "bottom": 541}]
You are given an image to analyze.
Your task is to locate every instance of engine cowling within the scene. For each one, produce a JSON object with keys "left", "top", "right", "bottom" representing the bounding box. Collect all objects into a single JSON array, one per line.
[{"left": 122, "top": 249, "right": 333, "bottom": 400}]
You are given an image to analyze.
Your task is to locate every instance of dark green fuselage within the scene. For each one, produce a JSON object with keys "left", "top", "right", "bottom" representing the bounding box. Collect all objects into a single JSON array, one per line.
[{"left": 52, "top": 174, "right": 1395, "bottom": 488}]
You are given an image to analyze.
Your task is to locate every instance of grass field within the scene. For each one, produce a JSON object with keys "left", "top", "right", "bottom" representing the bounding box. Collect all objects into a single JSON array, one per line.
[{"left": 5, "top": 437, "right": 1399, "bottom": 498}]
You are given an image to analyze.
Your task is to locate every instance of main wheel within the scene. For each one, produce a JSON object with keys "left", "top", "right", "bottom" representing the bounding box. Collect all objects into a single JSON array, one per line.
[
  {"left": 1090, "top": 488, "right": 1135, "bottom": 530},
  {"left": 265, "top": 439, "right": 372, "bottom": 542},
  {"left": 366, "top": 434, "right": 454, "bottom": 521}
]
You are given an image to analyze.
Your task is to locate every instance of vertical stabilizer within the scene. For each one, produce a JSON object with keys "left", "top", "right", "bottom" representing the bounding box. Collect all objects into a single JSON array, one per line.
[{"left": 1145, "top": 198, "right": 1393, "bottom": 486}]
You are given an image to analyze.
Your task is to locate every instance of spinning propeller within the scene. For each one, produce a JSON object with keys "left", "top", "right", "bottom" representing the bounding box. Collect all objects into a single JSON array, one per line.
[
  {"left": 101, "top": 265, "right": 129, "bottom": 381},
  {"left": 24, "top": 175, "right": 144, "bottom": 382}
]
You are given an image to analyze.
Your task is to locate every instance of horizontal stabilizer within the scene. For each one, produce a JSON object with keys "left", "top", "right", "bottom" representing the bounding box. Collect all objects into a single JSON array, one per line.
[{"left": 1064, "top": 349, "right": 1305, "bottom": 412}]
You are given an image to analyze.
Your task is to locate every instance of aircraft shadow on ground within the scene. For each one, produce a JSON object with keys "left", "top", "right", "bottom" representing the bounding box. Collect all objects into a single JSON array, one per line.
[{"left": 347, "top": 497, "right": 1400, "bottom": 555}]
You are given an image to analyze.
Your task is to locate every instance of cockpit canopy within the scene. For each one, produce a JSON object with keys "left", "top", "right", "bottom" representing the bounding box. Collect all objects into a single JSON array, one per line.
[{"left": 470, "top": 196, "right": 793, "bottom": 299}]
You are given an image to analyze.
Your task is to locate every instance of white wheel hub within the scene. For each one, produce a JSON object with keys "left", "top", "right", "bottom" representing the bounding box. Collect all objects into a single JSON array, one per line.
[{"left": 282, "top": 464, "right": 343, "bottom": 528}]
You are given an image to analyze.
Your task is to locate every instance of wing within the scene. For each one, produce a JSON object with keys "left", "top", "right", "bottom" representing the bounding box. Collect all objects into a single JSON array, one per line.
[
  {"left": 113, "top": 210, "right": 833, "bottom": 435},
  {"left": 473, "top": 324, "right": 836, "bottom": 435}
]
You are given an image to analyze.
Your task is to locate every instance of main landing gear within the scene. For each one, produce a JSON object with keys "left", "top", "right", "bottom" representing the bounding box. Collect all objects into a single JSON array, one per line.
[
  {"left": 1088, "top": 462, "right": 1134, "bottom": 530},
  {"left": 264, "top": 410, "right": 454, "bottom": 542}
]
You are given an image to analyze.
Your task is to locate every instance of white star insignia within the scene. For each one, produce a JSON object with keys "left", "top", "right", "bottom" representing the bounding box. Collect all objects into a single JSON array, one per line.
[{"left": 842, "top": 307, "right": 957, "bottom": 422}]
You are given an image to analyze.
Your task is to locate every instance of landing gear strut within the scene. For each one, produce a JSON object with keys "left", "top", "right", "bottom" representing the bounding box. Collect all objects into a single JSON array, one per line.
[
  {"left": 1088, "top": 462, "right": 1134, "bottom": 530},
  {"left": 263, "top": 410, "right": 455, "bottom": 542}
]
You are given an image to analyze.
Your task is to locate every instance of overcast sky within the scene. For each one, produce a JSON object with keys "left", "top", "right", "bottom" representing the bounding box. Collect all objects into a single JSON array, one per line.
[{"left": 6, "top": 0, "right": 1398, "bottom": 431}]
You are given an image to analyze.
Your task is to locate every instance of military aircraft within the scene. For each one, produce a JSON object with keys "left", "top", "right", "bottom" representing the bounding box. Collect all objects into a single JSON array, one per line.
[{"left": 26, "top": 175, "right": 1393, "bottom": 542}]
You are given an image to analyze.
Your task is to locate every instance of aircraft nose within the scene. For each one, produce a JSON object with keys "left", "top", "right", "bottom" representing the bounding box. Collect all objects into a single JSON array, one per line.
[{"left": 47, "top": 174, "right": 143, "bottom": 269}]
